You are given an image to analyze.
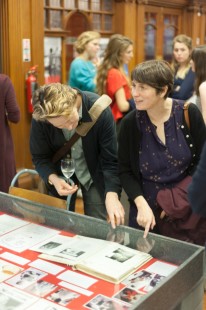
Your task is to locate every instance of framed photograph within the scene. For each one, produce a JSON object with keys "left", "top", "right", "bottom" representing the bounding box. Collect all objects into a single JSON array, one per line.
[
  {"left": 44, "top": 37, "right": 62, "bottom": 84},
  {"left": 98, "top": 37, "right": 109, "bottom": 63}
]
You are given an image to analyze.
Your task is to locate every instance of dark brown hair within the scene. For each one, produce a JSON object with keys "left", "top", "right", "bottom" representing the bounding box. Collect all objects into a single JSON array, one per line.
[
  {"left": 191, "top": 45, "right": 206, "bottom": 95},
  {"left": 96, "top": 34, "right": 133, "bottom": 94},
  {"left": 131, "top": 60, "right": 174, "bottom": 99}
]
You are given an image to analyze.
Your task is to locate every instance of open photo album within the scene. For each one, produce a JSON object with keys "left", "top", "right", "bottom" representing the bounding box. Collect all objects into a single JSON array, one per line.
[{"left": 32, "top": 235, "right": 152, "bottom": 284}]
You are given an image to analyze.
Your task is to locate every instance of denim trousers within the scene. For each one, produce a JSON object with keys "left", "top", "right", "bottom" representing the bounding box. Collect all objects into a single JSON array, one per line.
[{"left": 69, "top": 182, "right": 107, "bottom": 221}]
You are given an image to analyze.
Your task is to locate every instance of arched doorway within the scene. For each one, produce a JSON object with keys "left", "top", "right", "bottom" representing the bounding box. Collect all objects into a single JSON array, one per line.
[{"left": 65, "top": 11, "right": 91, "bottom": 82}]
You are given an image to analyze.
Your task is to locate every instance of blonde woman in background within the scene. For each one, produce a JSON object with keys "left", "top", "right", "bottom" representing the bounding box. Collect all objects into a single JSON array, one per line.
[
  {"left": 96, "top": 34, "right": 134, "bottom": 134},
  {"left": 190, "top": 45, "right": 206, "bottom": 123},
  {"left": 170, "top": 34, "right": 195, "bottom": 101},
  {"left": 68, "top": 31, "right": 100, "bottom": 92}
]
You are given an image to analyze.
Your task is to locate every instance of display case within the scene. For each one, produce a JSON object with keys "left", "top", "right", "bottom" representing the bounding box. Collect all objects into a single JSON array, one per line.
[{"left": 0, "top": 191, "right": 204, "bottom": 310}]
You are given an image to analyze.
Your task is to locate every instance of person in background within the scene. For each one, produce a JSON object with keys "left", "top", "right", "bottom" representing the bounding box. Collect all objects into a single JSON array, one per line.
[
  {"left": 30, "top": 83, "right": 125, "bottom": 229},
  {"left": 188, "top": 142, "right": 206, "bottom": 217},
  {"left": 0, "top": 74, "right": 20, "bottom": 193},
  {"left": 68, "top": 31, "right": 100, "bottom": 92},
  {"left": 96, "top": 34, "right": 134, "bottom": 134},
  {"left": 118, "top": 60, "right": 206, "bottom": 238},
  {"left": 190, "top": 45, "right": 206, "bottom": 123},
  {"left": 170, "top": 34, "right": 195, "bottom": 101}
]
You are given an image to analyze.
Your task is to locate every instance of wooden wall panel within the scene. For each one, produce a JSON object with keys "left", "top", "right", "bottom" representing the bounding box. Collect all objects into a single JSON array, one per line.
[
  {"left": 114, "top": 1, "right": 137, "bottom": 71},
  {"left": 114, "top": 2, "right": 125, "bottom": 34},
  {"left": 136, "top": 3, "right": 145, "bottom": 64},
  {"left": 121, "top": 2, "right": 137, "bottom": 71},
  {"left": 9, "top": 0, "right": 31, "bottom": 169},
  {"left": 30, "top": 0, "right": 44, "bottom": 86},
  {"left": 0, "top": 0, "right": 44, "bottom": 171},
  {"left": 0, "top": 0, "right": 9, "bottom": 72},
  {"left": 0, "top": 0, "right": 206, "bottom": 172}
]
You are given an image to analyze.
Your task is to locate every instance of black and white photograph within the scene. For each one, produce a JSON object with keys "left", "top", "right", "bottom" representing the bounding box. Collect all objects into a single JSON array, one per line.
[
  {"left": 0, "top": 283, "right": 38, "bottom": 309},
  {"left": 44, "top": 37, "right": 61, "bottom": 84},
  {"left": 6, "top": 267, "right": 47, "bottom": 289},
  {"left": 47, "top": 288, "right": 80, "bottom": 306},
  {"left": 26, "top": 279, "right": 57, "bottom": 297},
  {"left": 106, "top": 248, "right": 134, "bottom": 263},
  {"left": 59, "top": 247, "right": 85, "bottom": 258},
  {"left": 85, "top": 294, "right": 130, "bottom": 310}
]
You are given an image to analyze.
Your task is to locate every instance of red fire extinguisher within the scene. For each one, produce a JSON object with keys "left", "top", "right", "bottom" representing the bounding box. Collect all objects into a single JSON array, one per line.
[{"left": 26, "top": 65, "right": 38, "bottom": 113}]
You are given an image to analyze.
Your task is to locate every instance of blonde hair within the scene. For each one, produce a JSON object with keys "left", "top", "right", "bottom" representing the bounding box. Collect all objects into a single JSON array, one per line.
[
  {"left": 96, "top": 34, "right": 133, "bottom": 95},
  {"left": 74, "top": 31, "right": 101, "bottom": 54},
  {"left": 172, "top": 34, "right": 193, "bottom": 71},
  {"left": 32, "top": 83, "right": 77, "bottom": 121}
]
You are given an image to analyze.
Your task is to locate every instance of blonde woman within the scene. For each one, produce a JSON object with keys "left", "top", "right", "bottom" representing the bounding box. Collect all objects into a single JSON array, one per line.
[
  {"left": 96, "top": 34, "right": 134, "bottom": 133},
  {"left": 170, "top": 34, "right": 195, "bottom": 100},
  {"left": 68, "top": 31, "right": 100, "bottom": 92}
]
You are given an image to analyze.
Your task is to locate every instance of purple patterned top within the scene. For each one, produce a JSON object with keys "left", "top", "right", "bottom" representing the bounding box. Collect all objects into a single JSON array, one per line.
[{"left": 137, "top": 100, "right": 191, "bottom": 210}]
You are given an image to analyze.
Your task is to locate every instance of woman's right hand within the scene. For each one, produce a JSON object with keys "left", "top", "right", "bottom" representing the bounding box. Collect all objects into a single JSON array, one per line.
[{"left": 134, "top": 195, "right": 156, "bottom": 238}]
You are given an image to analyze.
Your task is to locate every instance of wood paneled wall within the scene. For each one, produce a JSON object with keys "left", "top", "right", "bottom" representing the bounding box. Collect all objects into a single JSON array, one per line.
[
  {"left": 0, "top": 0, "right": 206, "bottom": 171},
  {"left": 114, "top": 0, "right": 206, "bottom": 66},
  {"left": 0, "top": 0, "right": 44, "bottom": 170}
]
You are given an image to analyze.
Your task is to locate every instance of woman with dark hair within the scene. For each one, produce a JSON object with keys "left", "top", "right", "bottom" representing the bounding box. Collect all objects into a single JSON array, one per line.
[
  {"left": 118, "top": 60, "right": 206, "bottom": 241},
  {"left": 190, "top": 45, "right": 206, "bottom": 123}
]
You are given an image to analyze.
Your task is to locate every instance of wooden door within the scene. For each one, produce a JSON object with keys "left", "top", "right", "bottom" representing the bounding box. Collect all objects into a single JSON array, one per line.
[
  {"left": 144, "top": 6, "right": 182, "bottom": 62},
  {"left": 64, "top": 11, "right": 91, "bottom": 83}
]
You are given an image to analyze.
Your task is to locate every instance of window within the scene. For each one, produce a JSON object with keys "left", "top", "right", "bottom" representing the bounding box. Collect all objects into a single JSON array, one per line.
[
  {"left": 163, "top": 15, "right": 178, "bottom": 62},
  {"left": 44, "top": 0, "right": 114, "bottom": 33},
  {"left": 145, "top": 13, "right": 157, "bottom": 60},
  {"left": 144, "top": 7, "right": 181, "bottom": 61},
  {"left": 44, "top": 0, "right": 114, "bottom": 83}
]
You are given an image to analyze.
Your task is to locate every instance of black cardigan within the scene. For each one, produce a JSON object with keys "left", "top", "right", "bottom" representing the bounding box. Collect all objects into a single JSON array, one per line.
[
  {"left": 188, "top": 142, "right": 206, "bottom": 217},
  {"left": 118, "top": 102, "right": 206, "bottom": 202}
]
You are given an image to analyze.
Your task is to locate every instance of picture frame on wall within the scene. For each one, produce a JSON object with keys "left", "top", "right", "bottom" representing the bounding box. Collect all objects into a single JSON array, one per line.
[
  {"left": 98, "top": 37, "right": 109, "bottom": 63},
  {"left": 44, "top": 37, "right": 61, "bottom": 84}
]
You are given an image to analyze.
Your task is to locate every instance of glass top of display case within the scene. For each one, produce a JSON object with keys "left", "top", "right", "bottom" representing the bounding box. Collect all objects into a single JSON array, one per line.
[{"left": 0, "top": 191, "right": 204, "bottom": 310}]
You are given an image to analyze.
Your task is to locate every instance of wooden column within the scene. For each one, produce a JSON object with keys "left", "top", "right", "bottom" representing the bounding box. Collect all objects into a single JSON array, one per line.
[
  {"left": 114, "top": 0, "right": 144, "bottom": 71},
  {"left": 187, "top": 0, "right": 206, "bottom": 45},
  {"left": 136, "top": 2, "right": 146, "bottom": 64}
]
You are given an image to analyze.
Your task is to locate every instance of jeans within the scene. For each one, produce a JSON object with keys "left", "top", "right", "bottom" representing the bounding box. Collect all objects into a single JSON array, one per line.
[
  {"left": 69, "top": 182, "right": 107, "bottom": 221},
  {"left": 81, "top": 183, "right": 107, "bottom": 220}
]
